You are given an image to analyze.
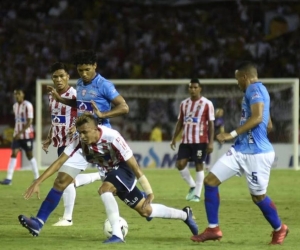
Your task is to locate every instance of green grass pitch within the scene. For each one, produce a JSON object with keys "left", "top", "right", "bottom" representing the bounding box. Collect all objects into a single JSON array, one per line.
[{"left": 0, "top": 168, "right": 299, "bottom": 250}]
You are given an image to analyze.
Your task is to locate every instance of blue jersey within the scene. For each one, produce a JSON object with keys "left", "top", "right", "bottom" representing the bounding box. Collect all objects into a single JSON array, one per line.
[
  {"left": 76, "top": 74, "right": 119, "bottom": 128},
  {"left": 233, "top": 82, "right": 274, "bottom": 154}
]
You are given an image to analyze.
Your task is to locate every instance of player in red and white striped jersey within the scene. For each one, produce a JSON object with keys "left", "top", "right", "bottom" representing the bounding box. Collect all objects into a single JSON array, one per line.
[
  {"left": 41, "top": 62, "right": 101, "bottom": 227},
  {"left": 170, "top": 78, "right": 215, "bottom": 202},
  {"left": 0, "top": 89, "right": 39, "bottom": 185}
]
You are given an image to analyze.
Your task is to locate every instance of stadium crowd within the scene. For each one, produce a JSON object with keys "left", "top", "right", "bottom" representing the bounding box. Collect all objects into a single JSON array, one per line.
[{"left": 0, "top": 0, "right": 299, "bottom": 142}]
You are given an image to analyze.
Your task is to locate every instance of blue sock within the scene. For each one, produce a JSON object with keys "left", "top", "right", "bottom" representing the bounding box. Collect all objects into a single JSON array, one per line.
[
  {"left": 204, "top": 185, "right": 220, "bottom": 225},
  {"left": 36, "top": 188, "right": 63, "bottom": 224},
  {"left": 255, "top": 196, "right": 281, "bottom": 229}
]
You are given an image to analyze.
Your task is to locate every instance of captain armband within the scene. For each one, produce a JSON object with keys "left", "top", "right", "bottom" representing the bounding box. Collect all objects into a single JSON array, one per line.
[{"left": 138, "top": 175, "right": 153, "bottom": 195}]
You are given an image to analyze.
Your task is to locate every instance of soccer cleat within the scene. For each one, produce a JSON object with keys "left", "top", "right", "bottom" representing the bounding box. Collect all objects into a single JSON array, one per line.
[
  {"left": 269, "top": 224, "right": 289, "bottom": 245},
  {"left": 186, "top": 187, "right": 195, "bottom": 201},
  {"left": 18, "top": 215, "right": 42, "bottom": 237},
  {"left": 189, "top": 195, "right": 200, "bottom": 202},
  {"left": 183, "top": 206, "right": 198, "bottom": 235},
  {"left": 0, "top": 179, "right": 12, "bottom": 185},
  {"left": 191, "top": 226, "right": 223, "bottom": 242},
  {"left": 103, "top": 235, "right": 125, "bottom": 244},
  {"left": 141, "top": 191, "right": 153, "bottom": 222},
  {"left": 52, "top": 218, "right": 73, "bottom": 227}
]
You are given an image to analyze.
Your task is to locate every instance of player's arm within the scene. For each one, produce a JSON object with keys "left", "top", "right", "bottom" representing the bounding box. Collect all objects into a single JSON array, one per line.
[
  {"left": 207, "top": 120, "right": 214, "bottom": 154},
  {"left": 267, "top": 115, "right": 273, "bottom": 134},
  {"left": 99, "top": 95, "right": 129, "bottom": 119},
  {"left": 15, "top": 118, "right": 33, "bottom": 139},
  {"left": 42, "top": 125, "right": 53, "bottom": 153},
  {"left": 47, "top": 86, "right": 77, "bottom": 107},
  {"left": 170, "top": 109, "right": 184, "bottom": 150}
]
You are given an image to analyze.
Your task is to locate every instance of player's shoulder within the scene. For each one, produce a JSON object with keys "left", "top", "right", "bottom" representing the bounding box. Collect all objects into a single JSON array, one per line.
[
  {"left": 181, "top": 97, "right": 191, "bottom": 104},
  {"left": 99, "top": 125, "right": 122, "bottom": 140},
  {"left": 201, "top": 96, "right": 213, "bottom": 104},
  {"left": 23, "top": 100, "right": 33, "bottom": 106}
]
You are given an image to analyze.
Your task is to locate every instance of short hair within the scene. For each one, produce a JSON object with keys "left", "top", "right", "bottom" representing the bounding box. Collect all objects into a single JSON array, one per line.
[
  {"left": 72, "top": 50, "right": 97, "bottom": 66},
  {"left": 190, "top": 78, "right": 201, "bottom": 87},
  {"left": 75, "top": 113, "right": 98, "bottom": 128},
  {"left": 14, "top": 88, "right": 25, "bottom": 94},
  {"left": 236, "top": 61, "right": 257, "bottom": 74},
  {"left": 50, "top": 62, "right": 68, "bottom": 73}
]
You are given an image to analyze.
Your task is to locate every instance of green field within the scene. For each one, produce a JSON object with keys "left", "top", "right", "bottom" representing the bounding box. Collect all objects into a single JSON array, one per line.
[{"left": 0, "top": 169, "right": 299, "bottom": 250}]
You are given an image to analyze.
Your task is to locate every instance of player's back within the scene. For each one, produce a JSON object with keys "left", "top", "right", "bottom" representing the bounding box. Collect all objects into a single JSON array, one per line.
[{"left": 234, "top": 82, "right": 273, "bottom": 154}]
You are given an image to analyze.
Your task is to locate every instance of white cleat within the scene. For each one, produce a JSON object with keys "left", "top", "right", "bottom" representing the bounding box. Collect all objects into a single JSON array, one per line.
[{"left": 52, "top": 218, "right": 73, "bottom": 227}]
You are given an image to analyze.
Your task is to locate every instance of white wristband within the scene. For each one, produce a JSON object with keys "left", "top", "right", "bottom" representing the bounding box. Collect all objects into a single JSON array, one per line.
[
  {"left": 230, "top": 130, "right": 238, "bottom": 138},
  {"left": 138, "top": 175, "right": 153, "bottom": 195}
]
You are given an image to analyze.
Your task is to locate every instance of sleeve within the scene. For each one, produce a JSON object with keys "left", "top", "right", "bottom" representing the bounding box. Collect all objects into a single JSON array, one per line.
[
  {"left": 112, "top": 134, "right": 133, "bottom": 161},
  {"left": 64, "top": 136, "right": 81, "bottom": 157},
  {"left": 178, "top": 102, "right": 184, "bottom": 120},
  {"left": 248, "top": 85, "right": 264, "bottom": 105},
  {"left": 102, "top": 80, "right": 120, "bottom": 101},
  {"left": 26, "top": 102, "right": 34, "bottom": 119},
  {"left": 208, "top": 101, "right": 215, "bottom": 121}
]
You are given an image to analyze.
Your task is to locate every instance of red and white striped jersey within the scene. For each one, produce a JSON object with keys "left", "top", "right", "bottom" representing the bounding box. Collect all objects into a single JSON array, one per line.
[
  {"left": 178, "top": 96, "right": 215, "bottom": 144},
  {"left": 48, "top": 87, "right": 77, "bottom": 147},
  {"left": 64, "top": 125, "right": 133, "bottom": 172},
  {"left": 13, "top": 100, "right": 34, "bottom": 139}
]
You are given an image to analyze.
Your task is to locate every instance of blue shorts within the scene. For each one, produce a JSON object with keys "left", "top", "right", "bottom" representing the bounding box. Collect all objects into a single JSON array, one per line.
[
  {"left": 104, "top": 162, "right": 143, "bottom": 208},
  {"left": 177, "top": 143, "right": 207, "bottom": 163},
  {"left": 11, "top": 139, "right": 33, "bottom": 152}
]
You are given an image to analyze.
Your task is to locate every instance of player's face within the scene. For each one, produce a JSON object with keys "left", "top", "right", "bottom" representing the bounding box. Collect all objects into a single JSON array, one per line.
[
  {"left": 188, "top": 83, "right": 201, "bottom": 98},
  {"left": 77, "top": 63, "right": 97, "bottom": 83},
  {"left": 77, "top": 121, "right": 99, "bottom": 144},
  {"left": 235, "top": 70, "right": 247, "bottom": 92},
  {"left": 13, "top": 90, "right": 24, "bottom": 103},
  {"left": 52, "top": 69, "right": 69, "bottom": 92}
]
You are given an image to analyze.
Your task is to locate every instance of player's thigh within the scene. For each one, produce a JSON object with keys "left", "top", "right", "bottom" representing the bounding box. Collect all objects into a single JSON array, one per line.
[
  {"left": 58, "top": 165, "right": 83, "bottom": 179},
  {"left": 244, "top": 152, "right": 275, "bottom": 195},
  {"left": 117, "top": 186, "right": 145, "bottom": 213},
  {"left": 20, "top": 139, "right": 34, "bottom": 152},
  {"left": 63, "top": 148, "right": 88, "bottom": 171},
  {"left": 177, "top": 143, "right": 192, "bottom": 161},
  {"left": 191, "top": 143, "right": 207, "bottom": 164},
  {"left": 210, "top": 147, "right": 241, "bottom": 183},
  {"left": 11, "top": 140, "right": 21, "bottom": 156}
]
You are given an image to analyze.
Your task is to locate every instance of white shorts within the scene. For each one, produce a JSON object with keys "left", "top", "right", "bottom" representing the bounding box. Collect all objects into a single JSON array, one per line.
[
  {"left": 62, "top": 148, "right": 88, "bottom": 170},
  {"left": 210, "top": 147, "right": 275, "bottom": 195}
]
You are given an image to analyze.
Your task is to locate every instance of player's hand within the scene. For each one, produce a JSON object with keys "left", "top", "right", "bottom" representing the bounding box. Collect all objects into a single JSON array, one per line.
[
  {"left": 14, "top": 133, "right": 21, "bottom": 140},
  {"left": 170, "top": 140, "right": 176, "bottom": 151},
  {"left": 42, "top": 137, "right": 51, "bottom": 153},
  {"left": 206, "top": 142, "right": 213, "bottom": 154},
  {"left": 216, "top": 132, "right": 233, "bottom": 144},
  {"left": 91, "top": 100, "right": 104, "bottom": 118},
  {"left": 47, "top": 86, "right": 60, "bottom": 101},
  {"left": 67, "top": 125, "right": 76, "bottom": 137},
  {"left": 142, "top": 193, "right": 154, "bottom": 210},
  {"left": 23, "top": 181, "right": 41, "bottom": 200}
]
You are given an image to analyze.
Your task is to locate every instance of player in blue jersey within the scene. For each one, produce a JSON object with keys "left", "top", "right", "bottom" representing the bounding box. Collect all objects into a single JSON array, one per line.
[{"left": 191, "top": 62, "right": 288, "bottom": 245}]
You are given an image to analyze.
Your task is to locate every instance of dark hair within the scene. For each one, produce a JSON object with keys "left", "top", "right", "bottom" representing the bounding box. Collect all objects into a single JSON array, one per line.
[
  {"left": 50, "top": 62, "right": 68, "bottom": 73},
  {"left": 73, "top": 50, "right": 97, "bottom": 66},
  {"left": 75, "top": 113, "right": 98, "bottom": 128},
  {"left": 236, "top": 61, "right": 257, "bottom": 71},
  {"left": 190, "top": 78, "right": 201, "bottom": 87},
  {"left": 14, "top": 88, "right": 25, "bottom": 94}
]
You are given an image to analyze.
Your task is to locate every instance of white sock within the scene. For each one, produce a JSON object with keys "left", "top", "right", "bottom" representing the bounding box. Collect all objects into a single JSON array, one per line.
[
  {"left": 29, "top": 158, "right": 39, "bottom": 179},
  {"left": 6, "top": 157, "right": 17, "bottom": 180},
  {"left": 75, "top": 173, "right": 101, "bottom": 187},
  {"left": 179, "top": 167, "right": 195, "bottom": 188},
  {"left": 101, "top": 192, "right": 123, "bottom": 240},
  {"left": 149, "top": 204, "right": 187, "bottom": 220},
  {"left": 194, "top": 170, "right": 204, "bottom": 198},
  {"left": 62, "top": 184, "right": 76, "bottom": 221}
]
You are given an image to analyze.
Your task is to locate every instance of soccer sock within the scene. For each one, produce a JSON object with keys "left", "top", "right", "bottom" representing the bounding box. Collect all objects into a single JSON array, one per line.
[
  {"left": 101, "top": 192, "right": 123, "bottom": 240},
  {"left": 74, "top": 173, "right": 100, "bottom": 187},
  {"left": 194, "top": 170, "right": 204, "bottom": 198},
  {"left": 36, "top": 188, "right": 63, "bottom": 224},
  {"left": 204, "top": 185, "right": 220, "bottom": 227},
  {"left": 29, "top": 158, "right": 39, "bottom": 179},
  {"left": 149, "top": 204, "right": 186, "bottom": 220},
  {"left": 179, "top": 167, "right": 196, "bottom": 188},
  {"left": 6, "top": 157, "right": 17, "bottom": 180},
  {"left": 62, "top": 184, "right": 76, "bottom": 221},
  {"left": 255, "top": 196, "right": 281, "bottom": 230}
]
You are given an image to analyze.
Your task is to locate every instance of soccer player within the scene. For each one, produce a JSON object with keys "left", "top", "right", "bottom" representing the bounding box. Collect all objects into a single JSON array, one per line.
[
  {"left": 190, "top": 62, "right": 288, "bottom": 245},
  {"left": 0, "top": 89, "right": 39, "bottom": 185},
  {"left": 42, "top": 62, "right": 102, "bottom": 226},
  {"left": 18, "top": 114, "right": 198, "bottom": 243},
  {"left": 170, "top": 78, "right": 215, "bottom": 202}
]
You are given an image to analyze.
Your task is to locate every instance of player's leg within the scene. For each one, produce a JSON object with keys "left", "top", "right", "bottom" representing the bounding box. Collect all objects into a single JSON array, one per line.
[
  {"left": 245, "top": 152, "right": 288, "bottom": 245},
  {"left": 18, "top": 166, "right": 82, "bottom": 236},
  {"left": 123, "top": 187, "right": 198, "bottom": 236},
  {"left": 191, "top": 147, "right": 241, "bottom": 242},
  {"left": 0, "top": 140, "right": 21, "bottom": 185},
  {"left": 176, "top": 144, "right": 196, "bottom": 200},
  {"left": 191, "top": 143, "right": 207, "bottom": 202},
  {"left": 23, "top": 139, "right": 39, "bottom": 180}
]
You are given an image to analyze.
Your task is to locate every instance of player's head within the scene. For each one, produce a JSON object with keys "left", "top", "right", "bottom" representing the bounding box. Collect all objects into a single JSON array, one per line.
[
  {"left": 13, "top": 89, "right": 25, "bottom": 103},
  {"left": 50, "top": 62, "right": 70, "bottom": 93},
  {"left": 235, "top": 61, "right": 258, "bottom": 92},
  {"left": 188, "top": 78, "right": 202, "bottom": 99},
  {"left": 73, "top": 50, "right": 97, "bottom": 83},
  {"left": 75, "top": 113, "right": 99, "bottom": 144}
]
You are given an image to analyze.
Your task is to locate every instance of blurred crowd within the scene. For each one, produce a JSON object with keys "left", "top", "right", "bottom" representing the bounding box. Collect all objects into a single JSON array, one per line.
[{"left": 0, "top": 0, "right": 299, "bottom": 142}]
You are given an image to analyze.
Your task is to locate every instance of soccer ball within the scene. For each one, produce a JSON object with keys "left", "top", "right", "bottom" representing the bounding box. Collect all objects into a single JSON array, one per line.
[{"left": 103, "top": 217, "right": 129, "bottom": 238}]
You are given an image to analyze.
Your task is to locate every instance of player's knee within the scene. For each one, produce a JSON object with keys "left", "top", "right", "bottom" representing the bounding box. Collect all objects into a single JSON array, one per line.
[
  {"left": 98, "top": 184, "right": 116, "bottom": 195},
  {"left": 53, "top": 177, "right": 69, "bottom": 191},
  {"left": 250, "top": 193, "right": 266, "bottom": 203},
  {"left": 176, "top": 161, "right": 186, "bottom": 170},
  {"left": 204, "top": 173, "right": 220, "bottom": 186}
]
